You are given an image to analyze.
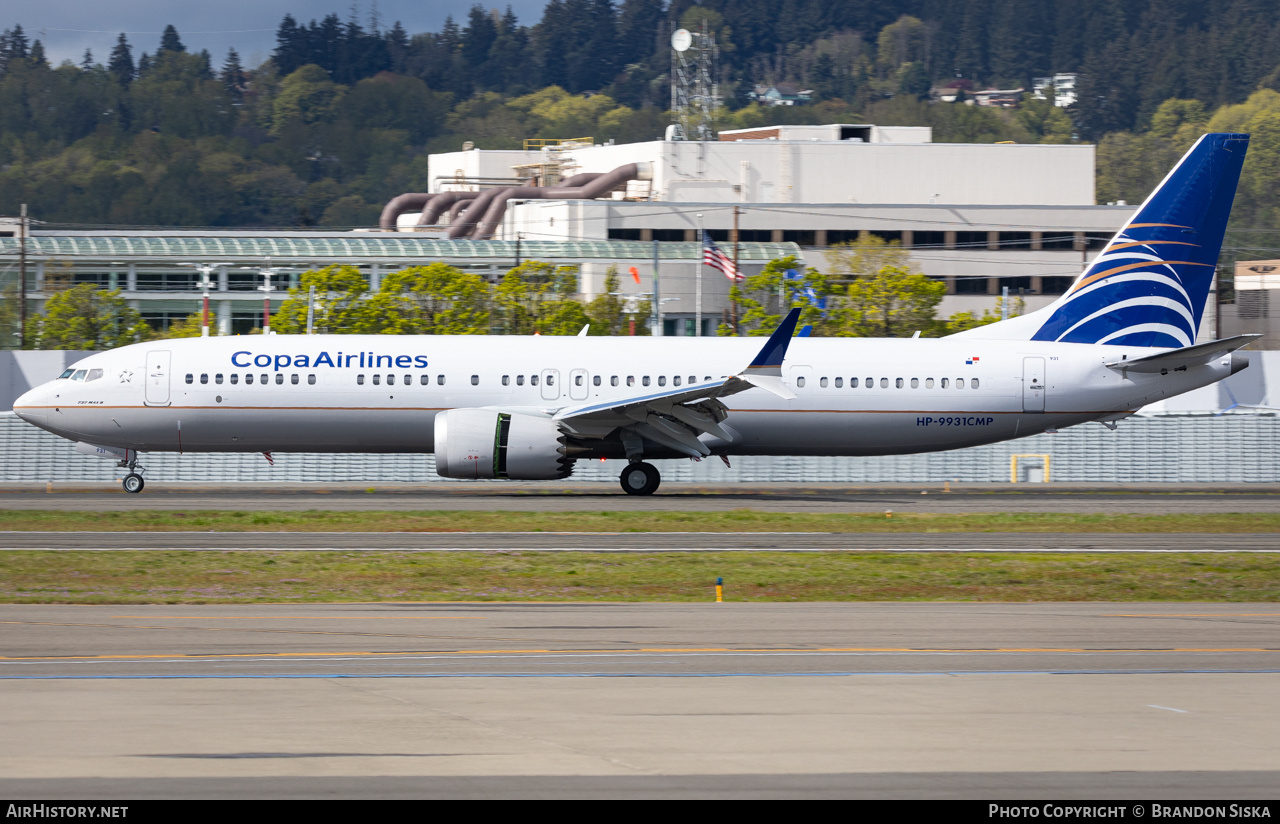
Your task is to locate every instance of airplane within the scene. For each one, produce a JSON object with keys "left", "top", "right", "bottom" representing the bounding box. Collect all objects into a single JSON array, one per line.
[{"left": 13, "top": 132, "right": 1259, "bottom": 496}]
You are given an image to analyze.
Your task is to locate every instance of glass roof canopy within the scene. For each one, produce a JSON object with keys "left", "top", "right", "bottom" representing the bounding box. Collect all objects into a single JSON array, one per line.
[{"left": 0, "top": 235, "right": 801, "bottom": 263}]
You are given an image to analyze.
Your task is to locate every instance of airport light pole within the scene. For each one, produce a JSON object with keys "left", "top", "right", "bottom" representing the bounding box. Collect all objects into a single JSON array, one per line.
[
  {"left": 178, "top": 263, "right": 231, "bottom": 336},
  {"left": 242, "top": 262, "right": 285, "bottom": 334}
]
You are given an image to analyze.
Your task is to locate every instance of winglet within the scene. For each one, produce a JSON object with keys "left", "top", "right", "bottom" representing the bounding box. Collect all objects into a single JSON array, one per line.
[
  {"left": 738, "top": 308, "right": 802, "bottom": 399},
  {"left": 743, "top": 308, "right": 802, "bottom": 377}
]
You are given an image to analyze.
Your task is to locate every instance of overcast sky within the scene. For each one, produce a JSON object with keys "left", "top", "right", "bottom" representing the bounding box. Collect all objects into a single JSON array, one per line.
[{"left": 15, "top": 1, "right": 551, "bottom": 68}]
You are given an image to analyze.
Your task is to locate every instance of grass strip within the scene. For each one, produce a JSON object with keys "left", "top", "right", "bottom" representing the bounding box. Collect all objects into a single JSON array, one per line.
[
  {"left": 2, "top": 551, "right": 1279, "bottom": 603},
  {"left": 2, "top": 510, "right": 1280, "bottom": 533}
]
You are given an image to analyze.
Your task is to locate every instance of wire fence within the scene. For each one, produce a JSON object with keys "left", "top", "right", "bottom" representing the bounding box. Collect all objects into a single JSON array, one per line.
[{"left": 4, "top": 411, "right": 1278, "bottom": 485}]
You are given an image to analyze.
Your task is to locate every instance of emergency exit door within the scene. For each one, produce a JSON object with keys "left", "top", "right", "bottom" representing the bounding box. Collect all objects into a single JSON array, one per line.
[
  {"left": 144, "top": 350, "right": 171, "bottom": 406},
  {"left": 1022, "top": 357, "right": 1045, "bottom": 412}
]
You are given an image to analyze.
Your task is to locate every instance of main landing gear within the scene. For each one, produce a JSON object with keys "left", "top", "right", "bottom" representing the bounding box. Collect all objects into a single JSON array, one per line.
[
  {"left": 620, "top": 461, "right": 660, "bottom": 496},
  {"left": 118, "top": 452, "right": 145, "bottom": 494}
]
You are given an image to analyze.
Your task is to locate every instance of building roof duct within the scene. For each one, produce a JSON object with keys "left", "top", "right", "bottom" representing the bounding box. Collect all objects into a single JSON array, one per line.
[
  {"left": 459, "top": 162, "right": 652, "bottom": 240},
  {"left": 379, "top": 193, "right": 434, "bottom": 231},
  {"left": 415, "top": 191, "right": 479, "bottom": 228}
]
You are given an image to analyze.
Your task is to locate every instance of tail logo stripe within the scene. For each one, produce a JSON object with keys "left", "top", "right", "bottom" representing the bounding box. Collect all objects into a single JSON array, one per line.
[
  {"left": 1060, "top": 297, "right": 1196, "bottom": 343},
  {"left": 1069, "top": 260, "right": 1213, "bottom": 295},
  {"left": 1097, "top": 323, "right": 1192, "bottom": 347}
]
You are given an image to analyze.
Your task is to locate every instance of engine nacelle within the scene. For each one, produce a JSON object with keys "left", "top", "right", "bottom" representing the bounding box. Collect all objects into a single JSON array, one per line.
[{"left": 434, "top": 408, "right": 573, "bottom": 480}]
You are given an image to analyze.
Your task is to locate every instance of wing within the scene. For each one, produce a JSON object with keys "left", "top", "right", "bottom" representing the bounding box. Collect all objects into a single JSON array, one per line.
[{"left": 552, "top": 309, "right": 802, "bottom": 459}]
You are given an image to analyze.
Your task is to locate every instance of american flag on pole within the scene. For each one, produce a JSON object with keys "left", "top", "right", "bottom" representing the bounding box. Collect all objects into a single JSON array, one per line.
[{"left": 703, "top": 234, "right": 741, "bottom": 281}]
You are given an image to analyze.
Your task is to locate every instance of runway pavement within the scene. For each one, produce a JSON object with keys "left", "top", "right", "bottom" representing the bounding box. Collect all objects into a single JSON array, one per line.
[
  {"left": 2, "top": 603, "right": 1279, "bottom": 798},
  {"left": 1, "top": 530, "right": 1277, "bottom": 551},
  {"left": 3, "top": 482, "right": 1280, "bottom": 514}
]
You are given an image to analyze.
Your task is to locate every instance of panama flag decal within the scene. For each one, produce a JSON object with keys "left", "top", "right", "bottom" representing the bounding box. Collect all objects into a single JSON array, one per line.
[{"left": 966, "top": 356, "right": 980, "bottom": 365}]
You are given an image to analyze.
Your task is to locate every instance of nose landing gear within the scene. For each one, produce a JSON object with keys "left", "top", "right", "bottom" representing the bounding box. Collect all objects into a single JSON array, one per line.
[{"left": 620, "top": 461, "right": 660, "bottom": 496}]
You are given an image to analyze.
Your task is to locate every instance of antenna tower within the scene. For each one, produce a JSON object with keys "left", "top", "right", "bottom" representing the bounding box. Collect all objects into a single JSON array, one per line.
[{"left": 670, "top": 22, "right": 718, "bottom": 141}]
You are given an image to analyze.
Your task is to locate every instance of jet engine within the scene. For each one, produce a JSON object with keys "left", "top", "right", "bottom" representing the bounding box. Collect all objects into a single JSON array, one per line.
[{"left": 433, "top": 408, "right": 574, "bottom": 480}]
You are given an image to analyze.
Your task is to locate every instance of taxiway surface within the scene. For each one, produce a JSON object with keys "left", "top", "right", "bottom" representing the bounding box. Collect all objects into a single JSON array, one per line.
[{"left": 2, "top": 603, "right": 1278, "bottom": 798}]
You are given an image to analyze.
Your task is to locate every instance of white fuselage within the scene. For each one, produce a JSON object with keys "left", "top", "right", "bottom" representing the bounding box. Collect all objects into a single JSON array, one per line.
[{"left": 13, "top": 334, "right": 1239, "bottom": 459}]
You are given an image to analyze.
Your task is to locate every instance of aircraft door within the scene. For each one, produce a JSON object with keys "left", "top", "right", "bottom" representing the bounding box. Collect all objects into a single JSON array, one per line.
[
  {"left": 1022, "top": 357, "right": 1046, "bottom": 412},
  {"left": 540, "top": 369, "right": 560, "bottom": 401},
  {"left": 144, "top": 350, "right": 171, "bottom": 406},
  {"left": 569, "top": 369, "right": 589, "bottom": 401}
]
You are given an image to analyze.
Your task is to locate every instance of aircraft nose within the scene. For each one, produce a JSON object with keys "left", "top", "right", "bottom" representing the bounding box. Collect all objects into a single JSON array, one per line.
[{"left": 12, "top": 384, "right": 49, "bottom": 424}]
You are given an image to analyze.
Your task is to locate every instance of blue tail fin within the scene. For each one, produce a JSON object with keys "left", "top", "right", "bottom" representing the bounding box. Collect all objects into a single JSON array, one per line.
[{"left": 953, "top": 133, "right": 1249, "bottom": 347}]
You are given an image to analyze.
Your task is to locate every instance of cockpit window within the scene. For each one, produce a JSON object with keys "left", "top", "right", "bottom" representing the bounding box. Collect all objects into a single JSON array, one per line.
[
  {"left": 58, "top": 369, "right": 75, "bottom": 379},
  {"left": 71, "top": 370, "right": 87, "bottom": 382},
  {"left": 86, "top": 369, "right": 104, "bottom": 382}
]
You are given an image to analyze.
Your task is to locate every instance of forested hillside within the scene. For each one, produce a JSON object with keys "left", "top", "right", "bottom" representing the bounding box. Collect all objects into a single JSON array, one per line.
[{"left": 2, "top": 0, "right": 1280, "bottom": 230}]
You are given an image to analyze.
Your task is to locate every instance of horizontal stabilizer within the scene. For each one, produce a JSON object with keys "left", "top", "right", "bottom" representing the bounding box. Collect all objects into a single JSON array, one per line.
[{"left": 1104, "top": 335, "right": 1259, "bottom": 373}]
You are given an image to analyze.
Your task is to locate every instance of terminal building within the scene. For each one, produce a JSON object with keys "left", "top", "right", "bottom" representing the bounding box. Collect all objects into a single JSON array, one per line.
[{"left": 1, "top": 124, "right": 1210, "bottom": 340}]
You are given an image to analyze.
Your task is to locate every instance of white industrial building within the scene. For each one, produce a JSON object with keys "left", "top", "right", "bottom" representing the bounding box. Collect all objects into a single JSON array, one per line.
[{"left": 412, "top": 125, "right": 1139, "bottom": 329}]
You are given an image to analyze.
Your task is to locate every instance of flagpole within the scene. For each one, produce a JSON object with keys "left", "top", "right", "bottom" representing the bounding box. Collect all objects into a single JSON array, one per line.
[
  {"left": 696, "top": 213, "right": 703, "bottom": 337},
  {"left": 731, "top": 204, "right": 740, "bottom": 335}
]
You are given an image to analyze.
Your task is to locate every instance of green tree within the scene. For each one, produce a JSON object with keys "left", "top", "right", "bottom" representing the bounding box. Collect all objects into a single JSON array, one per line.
[
  {"left": 1013, "top": 92, "right": 1073, "bottom": 143},
  {"left": 272, "top": 265, "right": 374, "bottom": 334},
  {"left": 367, "top": 263, "right": 492, "bottom": 334},
  {"left": 160, "top": 310, "right": 216, "bottom": 338},
  {"left": 940, "top": 294, "right": 1024, "bottom": 335},
  {"left": 726, "top": 255, "right": 831, "bottom": 337},
  {"left": 34, "top": 285, "right": 152, "bottom": 348},
  {"left": 493, "top": 260, "right": 582, "bottom": 334},
  {"left": 579, "top": 267, "right": 651, "bottom": 336},
  {"left": 271, "top": 64, "right": 346, "bottom": 134},
  {"left": 825, "top": 237, "right": 943, "bottom": 337}
]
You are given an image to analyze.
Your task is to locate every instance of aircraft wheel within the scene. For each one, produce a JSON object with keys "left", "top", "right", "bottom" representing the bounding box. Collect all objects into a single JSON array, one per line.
[
  {"left": 620, "top": 462, "right": 660, "bottom": 496},
  {"left": 122, "top": 473, "right": 145, "bottom": 494}
]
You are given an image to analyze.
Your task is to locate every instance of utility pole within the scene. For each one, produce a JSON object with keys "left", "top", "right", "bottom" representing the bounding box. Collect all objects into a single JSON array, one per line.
[
  {"left": 696, "top": 213, "right": 703, "bottom": 336},
  {"left": 731, "top": 204, "right": 740, "bottom": 334},
  {"left": 18, "top": 204, "right": 27, "bottom": 349},
  {"left": 652, "top": 239, "right": 661, "bottom": 336},
  {"left": 306, "top": 285, "right": 316, "bottom": 335}
]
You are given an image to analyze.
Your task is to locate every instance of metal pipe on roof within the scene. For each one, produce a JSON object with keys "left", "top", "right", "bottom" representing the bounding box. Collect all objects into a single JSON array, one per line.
[
  {"left": 445, "top": 198, "right": 474, "bottom": 223},
  {"left": 378, "top": 193, "right": 432, "bottom": 231},
  {"left": 468, "top": 164, "right": 651, "bottom": 240},
  {"left": 416, "top": 191, "right": 479, "bottom": 227}
]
